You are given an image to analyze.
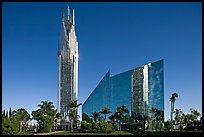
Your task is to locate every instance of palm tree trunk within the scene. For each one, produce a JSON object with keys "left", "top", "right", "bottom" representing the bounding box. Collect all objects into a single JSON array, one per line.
[
  {"left": 70, "top": 121, "right": 72, "bottom": 131},
  {"left": 119, "top": 121, "right": 121, "bottom": 131},
  {"left": 171, "top": 102, "right": 173, "bottom": 121},
  {"left": 19, "top": 121, "right": 23, "bottom": 132}
]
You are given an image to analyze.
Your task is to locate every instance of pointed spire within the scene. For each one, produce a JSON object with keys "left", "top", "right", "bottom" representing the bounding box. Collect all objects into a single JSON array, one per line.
[
  {"left": 73, "top": 9, "right": 75, "bottom": 26},
  {"left": 67, "top": 4, "right": 70, "bottom": 20},
  {"left": 62, "top": 10, "right": 65, "bottom": 22}
]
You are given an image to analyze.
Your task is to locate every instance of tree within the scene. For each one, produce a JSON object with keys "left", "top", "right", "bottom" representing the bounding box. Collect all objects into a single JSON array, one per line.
[
  {"left": 174, "top": 108, "right": 184, "bottom": 130},
  {"left": 90, "top": 112, "right": 100, "bottom": 123},
  {"left": 9, "top": 107, "right": 12, "bottom": 118},
  {"left": 12, "top": 110, "right": 17, "bottom": 116},
  {"left": 183, "top": 113, "right": 191, "bottom": 126},
  {"left": 111, "top": 112, "right": 122, "bottom": 130},
  {"left": 170, "top": 92, "right": 178, "bottom": 121},
  {"left": 109, "top": 114, "right": 115, "bottom": 125},
  {"left": 56, "top": 112, "right": 62, "bottom": 120},
  {"left": 116, "top": 105, "right": 129, "bottom": 130},
  {"left": 155, "top": 109, "right": 164, "bottom": 131},
  {"left": 68, "top": 100, "right": 82, "bottom": 131},
  {"left": 190, "top": 108, "right": 201, "bottom": 130},
  {"left": 149, "top": 107, "right": 157, "bottom": 130},
  {"left": 122, "top": 114, "right": 133, "bottom": 124},
  {"left": 117, "top": 105, "right": 129, "bottom": 120},
  {"left": 164, "top": 120, "right": 173, "bottom": 131},
  {"left": 190, "top": 108, "right": 201, "bottom": 122},
  {"left": 32, "top": 100, "right": 55, "bottom": 133},
  {"left": 67, "top": 109, "right": 80, "bottom": 131},
  {"left": 55, "top": 112, "right": 62, "bottom": 130},
  {"left": 69, "top": 100, "right": 82, "bottom": 109},
  {"left": 82, "top": 113, "right": 92, "bottom": 123},
  {"left": 15, "top": 108, "right": 30, "bottom": 132},
  {"left": 2, "top": 116, "right": 19, "bottom": 135},
  {"left": 100, "top": 107, "right": 111, "bottom": 122},
  {"left": 37, "top": 100, "right": 55, "bottom": 116},
  {"left": 6, "top": 110, "right": 8, "bottom": 118},
  {"left": 3, "top": 109, "right": 6, "bottom": 117}
]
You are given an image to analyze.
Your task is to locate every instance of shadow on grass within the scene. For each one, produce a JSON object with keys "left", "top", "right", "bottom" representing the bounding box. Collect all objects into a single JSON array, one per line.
[{"left": 125, "top": 130, "right": 203, "bottom": 136}]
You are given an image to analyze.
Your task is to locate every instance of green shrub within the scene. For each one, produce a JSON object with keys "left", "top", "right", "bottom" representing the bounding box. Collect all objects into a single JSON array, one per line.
[
  {"left": 104, "top": 122, "right": 114, "bottom": 133},
  {"left": 81, "top": 120, "right": 92, "bottom": 132},
  {"left": 164, "top": 120, "right": 173, "bottom": 131},
  {"left": 81, "top": 121, "right": 114, "bottom": 133},
  {"left": 2, "top": 116, "right": 19, "bottom": 135},
  {"left": 81, "top": 121, "right": 87, "bottom": 130},
  {"left": 87, "top": 122, "right": 92, "bottom": 130}
]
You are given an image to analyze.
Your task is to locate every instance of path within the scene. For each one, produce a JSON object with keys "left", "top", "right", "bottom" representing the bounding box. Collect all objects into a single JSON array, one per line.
[{"left": 33, "top": 131, "right": 64, "bottom": 135}]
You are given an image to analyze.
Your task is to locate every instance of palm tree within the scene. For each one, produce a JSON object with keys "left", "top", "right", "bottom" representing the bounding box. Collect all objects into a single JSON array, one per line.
[
  {"left": 55, "top": 112, "right": 62, "bottom": 130},
  {"left": 170, "top": 92, "right": 178, "bottom": 121},
  {"left": 117, "top": 105, "right": 129, "bottom": 119},
  {"left": 15, "top": 108, "right": 30, "bottom": 132},
  {"left": 90, "top": 112, "right": 100, "bottom": 123},
  {"left": 116, "top": 105, "right": 129, "bottom": 130},
  {"left": 149, "top": 107, "right": 157, "bottom": 130},
  {"left": 100, "top": 107, "right": 111, "bottom": 122},
  {"left": 67, "top": 109, "right": 80, "bottom": 131},
  {"left": 109, "top": 114, "right": 115, "bottom": 124},
  {"left": 56, "top": 112, "right": 62, "bottom": 120},
  {"left": 184, "top": 113, "right": 191, "bottom": 126},
  {"left": 12, "top": 110, "right": 17, "bottom": 116},
  {"left": 190, "top": 108, "right": 201, "bottom": 121},
  {"left": 69, "top": 100, "right": 82, "bottom": 111},
  {"left": 37, "top": 100, "right": 55, "bottom": 116},
  {"left": 32, "top": 100, "right": 55, "bottom": 132},
  {"left": 174, "top": 108, "right": 183, "bottom": 130},
  {"left": 113, "top": 112, "right": 122, "bottom": 130},
  {"left": 69, "top": 100, "right": 82, "bottom": 130}
]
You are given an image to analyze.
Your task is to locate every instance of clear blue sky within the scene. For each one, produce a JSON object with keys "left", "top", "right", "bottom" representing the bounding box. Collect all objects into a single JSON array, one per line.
[{"left": 2, "top": 2, "right": 202, "bottom": 121}]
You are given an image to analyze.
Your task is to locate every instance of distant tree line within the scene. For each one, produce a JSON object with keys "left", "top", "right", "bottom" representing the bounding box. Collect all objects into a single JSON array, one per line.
[
  {"left": 2, "top": 107, "right": 30, "bottom": 135},
  {"left": 2, "top": 99, "right": 82, "bottom": 135},
  {"left": 165, "top": 92, "right": 202, "bottom": 131},
  {"left": 2, "top": 92, "right": 202, "bottom": 135}
]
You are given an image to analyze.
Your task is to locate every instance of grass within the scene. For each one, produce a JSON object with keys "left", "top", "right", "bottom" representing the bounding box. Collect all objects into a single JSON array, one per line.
[
  {"left": 52, "top": 131, "right": 134, "bottom": 135},
  {"left": 51, "top": 130, "right": 203, "bottom": 135},
  {"left": 16, "top": 131, "right": 33, "bottom": 135}
]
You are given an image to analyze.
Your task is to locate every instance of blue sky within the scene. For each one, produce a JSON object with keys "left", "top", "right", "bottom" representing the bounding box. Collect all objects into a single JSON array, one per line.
[{"left": 2, "top": 2, "right": 202, "bottom": 121}]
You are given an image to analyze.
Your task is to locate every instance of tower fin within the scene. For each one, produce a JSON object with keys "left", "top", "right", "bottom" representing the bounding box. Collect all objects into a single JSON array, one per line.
[
  {"left": 73, "top": 9, "right": 75, "bottom": 26},
  {"left": 67, "top": 4, "right": 70, "bottom": 20},
  {"left": 62, "top": 10, "right": 65, "bottom": 22}
]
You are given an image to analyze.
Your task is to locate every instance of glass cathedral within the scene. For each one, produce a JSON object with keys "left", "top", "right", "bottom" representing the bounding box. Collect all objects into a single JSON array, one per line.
[
  {"left": 82, "top": 59, "right": 164, "bottom": 122},
  {"left": 58, "top": 6, "right": 78, "bottom": 130}
]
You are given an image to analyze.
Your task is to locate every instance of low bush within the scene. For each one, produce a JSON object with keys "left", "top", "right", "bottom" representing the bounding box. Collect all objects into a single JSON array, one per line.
[
  {"left": 104, "top": 122, "right": 114, "bottom": 133},
  {"left": 81, "top": 121, "right": 114, "bottom": 133}
]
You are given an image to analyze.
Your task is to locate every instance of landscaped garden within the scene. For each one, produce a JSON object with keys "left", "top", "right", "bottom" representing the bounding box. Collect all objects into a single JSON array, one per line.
[{"left": 2, "top": 93, "right": 202, "bottom": 135}]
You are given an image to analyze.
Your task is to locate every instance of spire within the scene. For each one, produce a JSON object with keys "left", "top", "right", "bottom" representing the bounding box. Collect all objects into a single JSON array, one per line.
[
  {"left": 62, "top": 10, "right": 65, "bottom": 22},
  {"left": 67, "top": 4, "right": 70, "bottom": 20},
  {"left": 73, "top": 9, "right": 75, "bottom": 26}
]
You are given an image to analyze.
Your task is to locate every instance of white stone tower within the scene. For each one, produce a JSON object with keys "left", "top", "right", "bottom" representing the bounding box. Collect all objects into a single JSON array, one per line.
[{"left": 58, "top": 5, "right": 78, "bottom": 130}]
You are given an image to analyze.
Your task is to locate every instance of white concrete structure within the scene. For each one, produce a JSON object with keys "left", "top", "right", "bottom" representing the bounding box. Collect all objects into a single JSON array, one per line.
[{"left": 58, "top": 6, "right": 78, "bottom": 131}]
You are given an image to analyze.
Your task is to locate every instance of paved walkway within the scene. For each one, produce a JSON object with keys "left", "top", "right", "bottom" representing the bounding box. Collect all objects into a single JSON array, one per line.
[{"left": 33, "top": 131, "right": 64, "bottom": 135}]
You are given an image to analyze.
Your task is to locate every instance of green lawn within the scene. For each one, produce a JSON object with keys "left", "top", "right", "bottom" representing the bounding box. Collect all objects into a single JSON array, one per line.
[
  {"left": 52, "top": 131, "right": 135, "bottom": 135},
  {"left": 51, "top": 131, "right": 202, "bottom": 135},
  {"left": 16, "top": 131, "right": 33, "bottom": 135}
]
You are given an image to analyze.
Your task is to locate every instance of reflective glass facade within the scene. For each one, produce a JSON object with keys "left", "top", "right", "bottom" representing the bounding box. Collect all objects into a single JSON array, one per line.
[{"left": 82, "top": 60, "right": 164, "bottom": 121}]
